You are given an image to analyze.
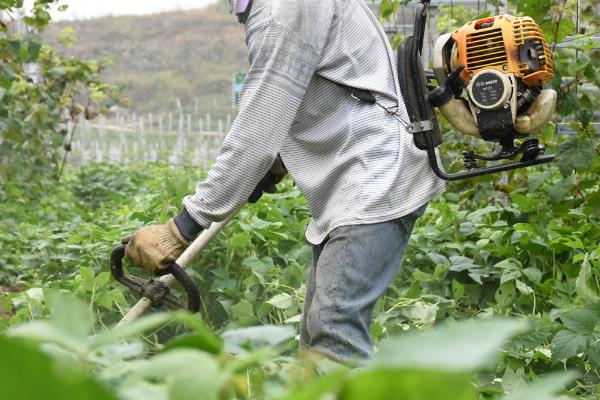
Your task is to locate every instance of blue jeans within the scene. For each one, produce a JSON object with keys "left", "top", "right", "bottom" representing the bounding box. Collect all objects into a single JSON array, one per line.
[{"left": 299, "top": 205, "right": 427, "bottom": 364}]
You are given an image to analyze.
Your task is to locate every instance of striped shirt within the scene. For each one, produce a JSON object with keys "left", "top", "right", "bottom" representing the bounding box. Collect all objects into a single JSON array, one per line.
[{"left": 183, "top": 0, "right": 446, "bottom": 245}]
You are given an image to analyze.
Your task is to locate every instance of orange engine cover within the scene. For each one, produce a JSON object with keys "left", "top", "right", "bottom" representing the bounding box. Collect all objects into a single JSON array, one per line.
[{"left": 451, "top": 14, "right": 554, "bottom": 87}]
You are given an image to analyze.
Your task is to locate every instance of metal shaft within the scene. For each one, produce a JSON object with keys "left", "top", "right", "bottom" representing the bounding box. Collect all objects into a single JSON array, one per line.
[{"left": 116, "top": 214, "right": 236, "bottom": 328}]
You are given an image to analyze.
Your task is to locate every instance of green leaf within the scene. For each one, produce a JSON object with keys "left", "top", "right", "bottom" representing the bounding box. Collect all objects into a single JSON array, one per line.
[
  {"left": 563, "top": 237, "right": 584, "bottom": 250},
  {"left": 515, "top": 280, "right": 534, "bottom": 296},
  {"left": 523, "top": 267, "right": 543, "bottom": 284},
  {"left": 528, "top": 170, "right": 552, "bottom": 192},
  {"left": 452, "top": 279, "right": 464, "bottom": 302},
  {"left": 5, "top": 38, "right": 21, "bottom": 57},
  {"left": 284, "top": 370, "right": 347, "bottom": 400},
  {"left": 551, "top": 330, "right": 586, "bottom": 361},
  {"left": 163, "top": 314, "right": 223, "bottom": 355},
  {"left": 494, "top": 259, "right": 522, "bottom": 271},
  {"left": 575, "top": 255, "right": 600, "bottom": 302},
  {"left": 229, "top": 232, "right": 251, "bottom": 250},
  {"left": 501, "top": 372, "right": 577, "bottom": 400},
  {"left": 588, "top": 343, "right": 600, "bottom": 370},
  {"left": 449, "top": 256, "right": 481, "bottom": 272},
  {"left": 9, "top": 294, "right": 92, "bottom": 351},
  {"left": 95, "top": 289, "right": 127, "bottom": 310},
  {"left": 94, "top": 272, "right": 111, "bottom": 290},
  {"left": 459, "top": 222, "right": 477, "bottom": 236},
  {"left": 510, "top": 194, "right": 538, "bottom": 213},
  {"left": 560, "top": 307, "right": 599, "bottom": 335},
  {"left": 0, "top": 336, "right": 119, "bottom": 400},
  {"left": 222, "top": 325, "right": 295, "bottom": 354},
  {"left": 127, "top": 349, "right": 229, "bottom": 400},
  {"left": 379, "top": 0, "right": 398, "bottom": 19},
  {"left": 51, "top": 295, "right": 93, "bottom": 340},
  {"left": 501, "top": 270, "right": 522, "bottom": 285},
  {"left": 79, "top": 266, "right": 95, "bottom": 291},
  {"left": 557, "top": 92, "right": 579, "bottom": 116},
  {"left": 557, "top": 138, "right": 597, "bottom": 177},
  {"left": 501, "top": 367, "right": 527, "bottom": 394},
  {"left": 428, "top": 253, "right": 450, "bottom": 266},
  {"left": 26, "top": 37, "right": 42, "bottom": 60},
  {"left": 8, "top": 320, "right": 81, "bottom": 352},
  {"left": 164, "top": 334, "right": 223, "bottom": 355},
  {"left": 515, "top": 0, "right": 553, "bottom": 22},
  {"left": 545, "top": 174, "right": 577, "bottom": 203},
  {"left": 87, "top": 313, "right": 175, "bottom": 351},
  {"left": 229, "top": 300, "right": 257, "bottom": 326},
  {"left": 339, "top": 370, "right": 476, "bottom": 400},
  {"left": 583, "top": 63, "right": 598, "bottom": 80},
  {"left": 242, "top": 256, "right": 273, "bottom": 285},
  {"left": 371, "top": 319, "right": 528, "bottom": 371},
  {"left": 495, "top": 281, "right": 517, "bottom": 308},
  {"left": 555, "top": 19, "right": 576, "bottom": 44},
  {"left": 267, "top": 293, "right": 293, "bottom": 310}
]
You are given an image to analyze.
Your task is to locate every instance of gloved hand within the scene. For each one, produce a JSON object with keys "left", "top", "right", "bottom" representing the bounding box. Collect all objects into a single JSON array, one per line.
[
  {"left": 123, "top": 219, "right": 190, "bottom": 275},
  {"left": 248, "top": 155, "right": 288, "bottom": 203}
]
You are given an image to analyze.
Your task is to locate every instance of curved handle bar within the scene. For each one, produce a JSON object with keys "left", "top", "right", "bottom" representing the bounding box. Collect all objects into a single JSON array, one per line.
[
  {"left": 110, "top": 245, "right": 200, "bottom": 313},
  {"left": 162, "top": 262, "right": 201, "bottom": 313}
]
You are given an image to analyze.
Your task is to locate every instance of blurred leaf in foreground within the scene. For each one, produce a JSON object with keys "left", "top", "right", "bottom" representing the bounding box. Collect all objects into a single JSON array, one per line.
[{"left": 0, "top": 336, "right": 118, "bottom": 400}]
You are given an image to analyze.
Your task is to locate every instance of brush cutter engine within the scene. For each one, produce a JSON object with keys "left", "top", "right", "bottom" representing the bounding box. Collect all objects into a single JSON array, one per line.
[
  {"left": 399, "top": 2, "right": 558, "bottom": 181},
  {"left": 431, "top": 14, "right": 556, "bottom": 144}
]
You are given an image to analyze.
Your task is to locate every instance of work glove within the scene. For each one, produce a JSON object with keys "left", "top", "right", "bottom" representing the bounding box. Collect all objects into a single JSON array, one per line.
[
  {"left": 248, "top": 155, "right": 287, "bottom": 203},
  {"left": 123, "top": 219, "right": 190, "bottom": 275}
]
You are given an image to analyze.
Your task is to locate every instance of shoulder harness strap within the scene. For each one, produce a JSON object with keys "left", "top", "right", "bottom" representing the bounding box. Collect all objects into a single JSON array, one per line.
[
  {"left": 237, "top": 0, "right": 254, "bottom": 23},
  {"left": 319, "top": 76, "right": 377, "bottom": 104}
]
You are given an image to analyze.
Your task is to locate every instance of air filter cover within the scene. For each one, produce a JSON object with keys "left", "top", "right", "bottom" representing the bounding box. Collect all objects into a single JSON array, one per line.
[{"left": 451, "top": 15, "right": 554, "bottom": 87}]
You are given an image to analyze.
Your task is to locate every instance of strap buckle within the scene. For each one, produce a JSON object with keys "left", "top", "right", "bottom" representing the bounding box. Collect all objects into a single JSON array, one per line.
[{"left": 405, "top": 120, "right": 435, "bottom": 134}]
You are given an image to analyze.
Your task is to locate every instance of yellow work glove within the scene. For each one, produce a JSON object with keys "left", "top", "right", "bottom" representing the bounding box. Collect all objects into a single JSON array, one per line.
[{"left": 123, "top": 219, "right": 190, "bottom": 275}]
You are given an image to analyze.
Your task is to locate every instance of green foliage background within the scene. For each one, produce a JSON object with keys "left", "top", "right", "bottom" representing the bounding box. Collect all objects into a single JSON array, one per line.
[
  {"left": 1, "top": 0, "right": 599, "bottom": 399},
  {"left": 0, "top": 0, "right": 123, "bottom": 192}
]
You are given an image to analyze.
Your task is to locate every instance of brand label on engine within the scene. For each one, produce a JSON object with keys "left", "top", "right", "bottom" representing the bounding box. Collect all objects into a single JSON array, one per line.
[
  {"left": 471, "top": 72, "right": 507, "bottom": 109},
  {"left": 475, "top": 79, "right": 499, "bottom": 87}
]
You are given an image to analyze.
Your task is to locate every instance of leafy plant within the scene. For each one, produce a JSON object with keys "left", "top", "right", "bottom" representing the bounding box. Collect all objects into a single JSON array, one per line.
[
  {"left": 1, "top": 293, "right": 576, "bottom": 400},
  {"left": 0, "top": 0, "right": 123, "bottom": 198}
]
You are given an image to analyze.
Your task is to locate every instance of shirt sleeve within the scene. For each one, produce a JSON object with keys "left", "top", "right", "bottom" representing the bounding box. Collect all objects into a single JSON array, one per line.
[{"left": 182, "top": 17, "right": 323, "bottom": 228}]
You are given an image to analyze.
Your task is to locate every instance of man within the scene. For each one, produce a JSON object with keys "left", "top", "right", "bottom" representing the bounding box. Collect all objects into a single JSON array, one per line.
[{"left": 124, "top": 0, "right": 445, "bottom": 364}]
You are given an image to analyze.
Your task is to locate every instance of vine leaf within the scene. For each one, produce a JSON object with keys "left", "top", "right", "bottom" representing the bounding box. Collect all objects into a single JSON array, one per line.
[
  {"left": 551, "top": 330, "right": 586, "bottom": 361},
  {"left": 557, "top": 138, "right": 597, "bottom": 177}
]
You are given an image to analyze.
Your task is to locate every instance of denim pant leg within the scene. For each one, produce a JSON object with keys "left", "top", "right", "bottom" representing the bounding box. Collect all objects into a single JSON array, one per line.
[{"left": 299, "top": 205, "right": 426, "bottom": 364}]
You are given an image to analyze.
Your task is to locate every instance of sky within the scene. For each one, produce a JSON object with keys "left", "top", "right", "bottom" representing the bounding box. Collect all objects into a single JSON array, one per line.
[{"left": 23, "top": 0, "right": 219, "bottom": 21}]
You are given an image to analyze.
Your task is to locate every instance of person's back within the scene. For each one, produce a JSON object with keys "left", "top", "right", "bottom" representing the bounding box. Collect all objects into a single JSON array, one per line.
[{"left": 203, "top": 0, "right": 445, "bottom": 244}]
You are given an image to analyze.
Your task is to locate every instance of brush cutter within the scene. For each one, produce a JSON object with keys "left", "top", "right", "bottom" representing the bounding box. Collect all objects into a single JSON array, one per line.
[{"left": 110, "top": 216, "right": 234, "bottom": 328}]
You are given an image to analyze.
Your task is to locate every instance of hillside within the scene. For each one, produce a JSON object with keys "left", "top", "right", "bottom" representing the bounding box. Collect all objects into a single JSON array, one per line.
[{"left": 45, "top": 4, "right": 248, "bottom": 118}]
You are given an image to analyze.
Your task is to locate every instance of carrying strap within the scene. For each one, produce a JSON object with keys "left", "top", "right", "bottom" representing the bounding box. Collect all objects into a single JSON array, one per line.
[
  {"left": 321, "top": 76, "right": 415, "bottom": 130},
  {"left": 318, "top": 75, "right": 376, "bottom": 104},
  {"left": 237, "top": 0, "right": 254, "bottom": 23},
  {"left": 335, "top": 82, "right": 378, "bottom": 104}
]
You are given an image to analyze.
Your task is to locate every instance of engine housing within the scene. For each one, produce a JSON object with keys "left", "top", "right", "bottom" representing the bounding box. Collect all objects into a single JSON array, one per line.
[
  {"left": 432, "top": 14, "right": 556, "bottom": 141},
  {"left": 450, "top": 14, "right": 554, "bottom": 86}
]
